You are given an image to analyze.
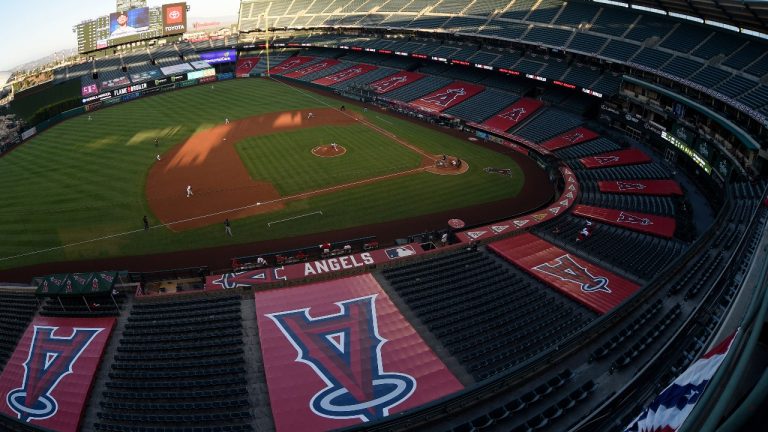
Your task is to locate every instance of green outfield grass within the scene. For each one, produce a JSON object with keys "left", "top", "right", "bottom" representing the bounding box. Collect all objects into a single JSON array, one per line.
[
  {"left": 235, "top": 124, "right": 422, "bottom": 196},
  {"left": 0, "top": 78, "right": 528, "bottom": 271}
]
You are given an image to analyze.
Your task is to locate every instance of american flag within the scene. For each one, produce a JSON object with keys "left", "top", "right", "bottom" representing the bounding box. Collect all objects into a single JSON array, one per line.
[{"left": 625, "top": 331, "right": 737, "bottom": 432}]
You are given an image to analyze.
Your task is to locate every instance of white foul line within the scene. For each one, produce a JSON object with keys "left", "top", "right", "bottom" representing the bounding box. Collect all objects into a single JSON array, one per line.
[{"left": 268, "top": 211, "right": 323, "bottom": 227}]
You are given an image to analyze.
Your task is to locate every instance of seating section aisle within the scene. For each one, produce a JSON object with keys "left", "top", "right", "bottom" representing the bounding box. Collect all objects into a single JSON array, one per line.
[
  {"left": 0, "top": 290, "right": 37, "bottom": 369},
  {"left": 381, "top": 249, "right": 595, "bottom": 381},
  {"left": 95, "top": 294, "right": 251, "bottom": 432}
]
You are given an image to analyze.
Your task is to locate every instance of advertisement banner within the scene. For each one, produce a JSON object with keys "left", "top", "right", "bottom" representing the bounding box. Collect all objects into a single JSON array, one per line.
[
  {"left": 489, "top": 233, "right": 640, "bottom": 314},
  {"left": 236, "top": 57, "right": 260, "bottom": 77},
  {"left": 81, "top": 83, "right": 100, "bottom": 97},
  {"left": 255, "top": 274, "right": 463, "bottom": 432},
  {"left": 410, "top": 81, "right": 485, "bottom": 113},
  {"left": 540, "top": 127, "right": 600, "bottom": 151},
  {"left": 129, "top": 69, "right": 161, "bottom": 83},
  {"left": 159, "top": 63, "right": 193, "bottom": 76},
  {"left": 100, "top": 76, "right": 131, "bottom": 90},
  {"left": 482, "top": 98, "right": 543, "bottom": 132},
  {"left": 580, "top": 149, "right": 652, "bottom": 169},
  {"left": 0, "top": 317, "right": 116, "bottom": 432},
  {"left": 572, "top": 205, "right": 677, "bottom": 238},
  {"left": 199, "top": 50, "right": 236, "bottom": 64},
  {"left": 162, "top": 2, "right": 188, "bottom": 36}
]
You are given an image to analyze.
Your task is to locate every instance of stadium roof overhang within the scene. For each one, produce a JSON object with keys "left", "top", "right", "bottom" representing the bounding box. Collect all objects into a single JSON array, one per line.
[{"left": 590, "top": 0, "right": 768, "bottom": 37}]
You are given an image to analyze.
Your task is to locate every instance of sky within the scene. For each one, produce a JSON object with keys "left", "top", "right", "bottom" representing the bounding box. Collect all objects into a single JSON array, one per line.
[{"left": 0, "top": 0, "right": 241, "bottom": 71}]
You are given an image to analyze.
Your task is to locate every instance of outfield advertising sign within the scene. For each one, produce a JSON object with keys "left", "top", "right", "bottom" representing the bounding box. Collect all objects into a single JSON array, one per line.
[
  {"left": 199, "top": 50, "right": 237, "bottom": 64},
  {"left": 129, "top": 70, "right": 161, "bottom": 83}
]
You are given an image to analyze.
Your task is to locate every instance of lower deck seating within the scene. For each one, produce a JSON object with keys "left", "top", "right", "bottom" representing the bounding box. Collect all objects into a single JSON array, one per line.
[
  {"left": 382, "top": 249, "right": 595, "bottom": 381},
  {"left": 0, "top": 290, "right": 38, "bottom": 368},
  {"left": 95, "top": 294, "right": 251, "bottom": 432}
]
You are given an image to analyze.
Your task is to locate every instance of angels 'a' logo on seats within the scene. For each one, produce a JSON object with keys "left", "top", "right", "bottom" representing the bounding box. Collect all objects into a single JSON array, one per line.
[
  {"left": 616, "top": 181, "right": 646, "bottom": 191},
  {"left": 533, "top": 254, "right": 611, "bottom": 293},
  {"left": 268, "top": 295, "right": 416, "bottom": 422},
  {"left": 329, "top": 68, "right": 362, "bottom": 82},
  {"left": 563, "top": 132, "right": 584, "bottom": 143},
  {"left": 499, "top": 107, "right": 526, "bottom": 122},
  {"left": 6, "top": 326, "right": 103, "bottom": 422},
  {"left": 420, "top": 88, "right": 466, "bottom": 107},
  {"left": 594, "top": 156, "right": 620, "bottom": 165},
  {"left": 617, "top": 212, "right": 652, "bottom": 225},
  {"left": 370, "top": 76, "right": 408, "bottom": 92}
]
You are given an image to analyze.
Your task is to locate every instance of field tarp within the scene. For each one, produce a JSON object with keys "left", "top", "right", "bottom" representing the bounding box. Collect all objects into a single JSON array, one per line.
[
  {"left": 489, "top": 233, "right": 640, "bottom": 314},
  {"left": 255, "top": 274, "right": 463, "bottom": 432}
]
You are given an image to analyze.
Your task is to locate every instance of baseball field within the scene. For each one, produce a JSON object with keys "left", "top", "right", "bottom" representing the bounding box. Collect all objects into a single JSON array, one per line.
[{"left": 0, "top": 78, "right": 549, "bottom": 274}]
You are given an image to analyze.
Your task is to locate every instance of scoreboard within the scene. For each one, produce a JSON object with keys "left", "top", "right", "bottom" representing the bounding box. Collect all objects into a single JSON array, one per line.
[{"left": 74, "top": 2, "right": 187, "bottom": 54}]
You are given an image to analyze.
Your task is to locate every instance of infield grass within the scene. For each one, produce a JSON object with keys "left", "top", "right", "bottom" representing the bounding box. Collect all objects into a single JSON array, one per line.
[
  {"left": 236, "top": 124, "right": 422, "bottom": 196},
  {"left": 0, "top": 78, "right": 528, "bottom": 271}
]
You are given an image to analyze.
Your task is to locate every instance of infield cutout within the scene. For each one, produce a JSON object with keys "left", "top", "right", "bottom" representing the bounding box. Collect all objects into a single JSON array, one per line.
[{"left": 312, "top": 144, "right": 347, "bottom": 158}]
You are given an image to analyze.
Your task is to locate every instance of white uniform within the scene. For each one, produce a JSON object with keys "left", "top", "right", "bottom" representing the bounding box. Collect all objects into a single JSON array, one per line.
[{"left": 186, "top": 185, "right": 193, "bottom": 197}]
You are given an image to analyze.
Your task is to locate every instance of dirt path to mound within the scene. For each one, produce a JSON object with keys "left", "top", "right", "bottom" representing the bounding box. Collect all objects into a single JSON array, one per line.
[{"left": 147, "top": 108, "right": 361, "bottom": 231}]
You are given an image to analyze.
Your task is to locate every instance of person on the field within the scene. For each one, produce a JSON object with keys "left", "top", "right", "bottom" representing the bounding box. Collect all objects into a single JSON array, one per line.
[
  {"left": 186, "top": 185, "right": 193, "bottom": 197},
  {"left": 143, "top": 215, "right": 149, "bottom": 231},
  {"left": 224, "top": 218, "right": 232, "bottom": 236},
  {"left": 331, "top": 142, "right": 338, "bottom": 151}
]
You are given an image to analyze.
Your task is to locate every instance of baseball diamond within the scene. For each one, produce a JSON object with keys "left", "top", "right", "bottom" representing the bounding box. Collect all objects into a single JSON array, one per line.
[{"left": 0, "top": 1, "right": 766, "bottom": 431}]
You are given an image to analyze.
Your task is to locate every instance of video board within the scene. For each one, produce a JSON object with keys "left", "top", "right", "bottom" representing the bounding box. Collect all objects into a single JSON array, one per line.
[{"left": 75, "top": 2, "right": 187, "bottom": 54}]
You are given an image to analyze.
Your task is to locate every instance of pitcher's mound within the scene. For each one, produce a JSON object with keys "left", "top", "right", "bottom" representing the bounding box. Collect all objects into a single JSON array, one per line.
[{"left": 312, "top": 144, "right": 347, "bottom": 158}]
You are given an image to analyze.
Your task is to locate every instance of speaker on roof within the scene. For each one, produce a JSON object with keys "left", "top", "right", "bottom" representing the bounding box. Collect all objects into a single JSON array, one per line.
[
  {"left": 151, "top": 58, "right": 156, "bottom": 65},
  {"left": 121, "top": 65, "right": 127, "bottom": 72},
  {"left": 92, "top": 72, "right": 98, "bottom": 79},
  {"left": 180, "top": 54, "right": 184, "bottom": 60}
]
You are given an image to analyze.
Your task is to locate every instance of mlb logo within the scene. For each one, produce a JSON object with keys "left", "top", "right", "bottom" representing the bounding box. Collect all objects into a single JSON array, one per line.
[
  {"left": 166, "top": 5, "right": 184, "bottom": 24},
  {"left": 385, "top": 245, "right": 416, "bottom": 259}
]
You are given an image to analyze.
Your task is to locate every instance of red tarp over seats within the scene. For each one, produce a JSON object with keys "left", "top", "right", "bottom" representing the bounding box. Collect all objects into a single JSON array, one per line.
[
  {"left": 284, "top": 59, "right": 341, "bottom": 79},
  {"left": 255, "top": 274, "right": 463, "bottom": 432},
  {"left": 598, "top": 179, "right": 683, "bottom": 196},
  {"left": 235, "top": 57, "right": 260, "bottom": 77},
  {"left": 572, "top": 205, "right": 677, "bottom": 238},
  {"left": 489, "top": 233, "right": 640, "bottom": 314},
  {"left": 481, "top": 98, "right": 543, "bottom": 132},
  {"left": 540, "top": 127, "right": 600, "bottom": 151},
  {"left": 409, "top": 81, "right": 485, "bottom": 112},
  {"left": 0, "top": 317, "right": 116, "bottom": 432},
  {"left": 368, "top": 71, "right": 426, "bottom": 94},
  {"left": 313, "top": 63, "right": 378, "bottom": 86},
  {"left": 268, "top": 56, "right": 316, "bottom": 74},
  {"left": 580, "top": 149, "right": 652, "bottom": 169}
]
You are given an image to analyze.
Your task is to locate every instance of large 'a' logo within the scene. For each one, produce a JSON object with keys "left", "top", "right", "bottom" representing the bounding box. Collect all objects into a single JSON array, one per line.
[
  {"left": 617, "top": 212, "right": 652, "bottom": 225},
  {"left": 268, "top": 295, "right": 416, "bottom": 422},
  {"left": 420, "top": 88, "right": 466, "bottom": 107},
  {"left": 533, "top": 254, "right": 611, "bottom": 293},
  {"left": 616, "top": 181, "right": 646, "bottom": 191},
  {"left": 297, "top": 62, "right": 331, "bottom": 75},
  {"left": 595, "top": 155, "right": 620, "bottom": 165},
  {"left": 328, "top": 68, "right": 362, "bottom": 82},
  {"left": 6, "top": 326, "right": 103, "bottom": 422},
  {"left": 499, "top": 107, "right": 526, "bottom": 121},
  {"left": 370, "top": 76, "right": 408, "bottom": 93},
  {"left": 563, "top": 132, "right": 584, "bottom": 143}
]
